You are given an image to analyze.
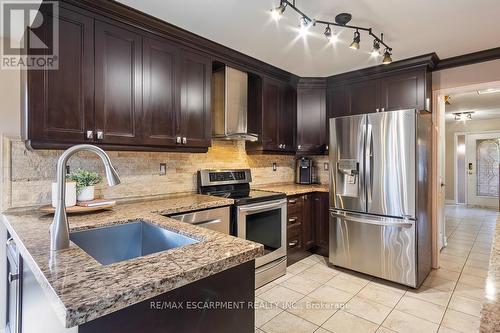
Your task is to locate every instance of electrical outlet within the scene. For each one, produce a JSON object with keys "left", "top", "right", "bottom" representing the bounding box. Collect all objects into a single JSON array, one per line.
[
  {"left": 324, "top": 162, "right": 329, "bottom": 171},
  {"left": 272, "top": 162, "right": 277, "bottom": 172},
  {"left": 159, "top": 163, "right": 167, "bottom": 175}
]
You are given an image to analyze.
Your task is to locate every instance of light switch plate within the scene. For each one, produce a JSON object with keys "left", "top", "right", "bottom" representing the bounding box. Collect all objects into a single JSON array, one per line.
[
  {"left": 324, "top": 162, "right": 329, "bottom": 171},
  {"left": 159, "top": 163, "right": 167, "bottom": 175},
  {"left": 272, "top": 162, "right": 277, "bottom": 172}
]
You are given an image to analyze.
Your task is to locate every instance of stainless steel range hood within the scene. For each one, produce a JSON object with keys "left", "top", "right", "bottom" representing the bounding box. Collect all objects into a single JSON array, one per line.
[{"left": 212, "top": 66, "right": 258, "bottom": 141}]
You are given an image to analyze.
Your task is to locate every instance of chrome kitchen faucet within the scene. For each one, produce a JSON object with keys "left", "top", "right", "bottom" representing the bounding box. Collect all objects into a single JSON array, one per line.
[{"left": 51, "top": 144, "right": 121, "bottom": 251}]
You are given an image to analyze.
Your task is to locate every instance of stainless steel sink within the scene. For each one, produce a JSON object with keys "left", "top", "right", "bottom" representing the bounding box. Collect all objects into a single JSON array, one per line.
[{"left": 70, "top": 221, "right": 198, "bottom": 265}]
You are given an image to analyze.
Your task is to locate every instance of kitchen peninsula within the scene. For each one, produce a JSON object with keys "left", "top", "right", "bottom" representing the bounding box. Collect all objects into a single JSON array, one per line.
[{"left": 2, "top": 194, "right": 263, "bottom": 333}]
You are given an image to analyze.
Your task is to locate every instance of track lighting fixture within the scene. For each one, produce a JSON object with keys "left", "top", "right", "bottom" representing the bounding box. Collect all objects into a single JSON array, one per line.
[
  {"left": 371, "top": 39, "right": 381, "bottom": 57},
  {"left": 382, "top": 48, "right": 393, "bottom": 64},
  {"left": 270, "top": 2, "right": 286, "bottom": 21},
  {"left": 269, "top": 0, "right": 394, "bottom": 64},
  {"left": 349, "top": 30, "right": 360, "bottom": 50}
]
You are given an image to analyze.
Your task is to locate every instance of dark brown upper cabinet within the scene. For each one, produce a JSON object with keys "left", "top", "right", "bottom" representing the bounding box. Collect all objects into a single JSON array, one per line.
[
  {"left": 179, "top": 50, "right": 212, "bottom": 149},
  {"left": 380, "top": 70, "right": 426, "bottom": 111},
  {"left": 23, "top": 3, "right": 213, "bottom": 152},
  {"left": 247, "top": 76, "right": 296, "bottom": 154},
  {"left": 296, "top": 79, "right": 327, "bottom": 155},
  {"left": 94, "top": 20, "right": 143, "bottom": 146},
  {"left": 26, "top": 7, "right": 95, "bottom": 147},
  {"left": 280, "top": 84, "right": 296, "bottom": 153},
  {"left": 348, "top": 78, "right": 380, "bottom": 115},
  {"left": 142, "top": 36, "right": 180, "bottom": 147},
  {"left": 327, "top": 67, "right": 431, "bottom": 119}
]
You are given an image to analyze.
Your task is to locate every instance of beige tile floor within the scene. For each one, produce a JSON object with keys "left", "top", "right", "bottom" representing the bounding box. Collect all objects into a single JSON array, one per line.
[{"left": 255, "top": 205, "right": 497, "bottom": 333}]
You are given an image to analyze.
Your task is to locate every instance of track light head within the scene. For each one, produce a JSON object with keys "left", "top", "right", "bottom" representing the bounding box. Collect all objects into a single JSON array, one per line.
[
  {"left": 298, "top": 16, "right": 313, "bottom": 36},
  {"left": 271, "top": 2, "right": 286, "bottom": 21},
  {"left": 349, "top": 30, "right": 360, "bottom": 50},
  {"left": 370, "top": 40, "right": 381, "bottom": 57},
  {"left": 382, "top": 48, "right": 393, "bottom": 65},
  {"left": 324, "top": 25, "right": 332, "bottom": 39}
]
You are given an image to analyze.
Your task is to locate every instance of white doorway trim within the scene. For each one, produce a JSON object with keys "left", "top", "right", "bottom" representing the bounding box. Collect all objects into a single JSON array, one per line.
[{"left": 432, "top": 79, "right": 500, "bottom": 269}]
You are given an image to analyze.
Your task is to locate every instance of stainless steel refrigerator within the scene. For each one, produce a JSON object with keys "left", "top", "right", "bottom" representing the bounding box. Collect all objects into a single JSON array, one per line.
[{"left": 329, "top": 109, "right": 432, "bottom": 288}]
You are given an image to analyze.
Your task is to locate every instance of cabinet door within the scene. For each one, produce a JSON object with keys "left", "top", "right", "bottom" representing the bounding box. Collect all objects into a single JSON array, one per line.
[
  {"left": 380, "top": 70, "right": 425, "bottom": 111},
  {"left": 348, "top": 79, "right": 380, "bottom": 115},
  {"left": 296, "top": 88, "right": 326, "bottom": 154},
  {"left": 302, "top": 194, "right": 315, "bottom": 249},
  {"left": 95, "top": 21, "right": 142, "bottom": 145},
  {"left": 142, "top": 37, "right": 180, "bottom": 146},
  {"left": 262, "top": 79, "right": 281, "bottom": 151},
  {"left": 314, "top": 192, "right": 329, "bottom": 256},
  {"left": 179, "top": 50, "right": 212, "bottom": 148},
  {"left": 326, "top": 85, "right": 348, "bottom": 152},
  {"left": 28, "top": 7, "right": 94, "bottom": 145},
  {"left": 280, "top": 85, "right": 296, "bottom": 153}
]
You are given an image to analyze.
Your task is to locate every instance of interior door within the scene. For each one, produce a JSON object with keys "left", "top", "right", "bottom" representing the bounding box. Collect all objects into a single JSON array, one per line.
[
  {"left": 466, "top": 132, "right": 500, "bottom": 208},
  {"left": 330, "top": 114, "right": 366, "bottom": 212},
  {"left": 367, "top": 110, "right": 416, "bottom": 218}
]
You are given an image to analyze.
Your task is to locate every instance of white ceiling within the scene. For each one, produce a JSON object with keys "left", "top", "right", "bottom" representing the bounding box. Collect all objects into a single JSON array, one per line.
[
  {"left": 445, "top": 88, "right": 500, "bottom": 122},
  {"left": 118, "top": 0, "right": 500, "bottom": 77}
]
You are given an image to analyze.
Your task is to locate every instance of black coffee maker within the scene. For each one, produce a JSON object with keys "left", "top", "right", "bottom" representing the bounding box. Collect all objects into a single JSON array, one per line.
[{"left": 296, "top": 157, "right": 316, "bottom": 184}]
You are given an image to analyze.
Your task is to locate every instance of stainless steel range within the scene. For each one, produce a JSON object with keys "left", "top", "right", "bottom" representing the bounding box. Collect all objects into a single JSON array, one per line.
[{"left": 198, "top": 169, "right": 287, "bottom": 288}]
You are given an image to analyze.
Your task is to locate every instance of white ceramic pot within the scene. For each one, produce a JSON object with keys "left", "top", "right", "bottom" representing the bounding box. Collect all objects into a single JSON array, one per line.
[
  {"left": 77, "top": 186, "right": 95, "bottom": 202},
  {"left": 51, "top": 182, "right": 77, "bottom": 208}
]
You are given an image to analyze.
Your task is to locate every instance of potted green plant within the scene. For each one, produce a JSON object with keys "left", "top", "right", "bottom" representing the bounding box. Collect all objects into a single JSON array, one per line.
[{"left": 68, "top": 169, "right": 103, "bottom": 202}]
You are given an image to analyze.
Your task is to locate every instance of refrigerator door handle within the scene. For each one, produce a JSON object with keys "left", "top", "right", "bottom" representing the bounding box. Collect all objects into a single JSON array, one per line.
[
  {"left": 330, "top": 210, "right": 414, "bottom": 227},
  {"left": 365, "top": 123, "right": 373, "bottom": 203}
]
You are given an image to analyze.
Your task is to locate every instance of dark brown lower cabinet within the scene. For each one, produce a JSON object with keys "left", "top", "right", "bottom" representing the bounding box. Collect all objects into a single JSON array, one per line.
[
  {"left": 313, "top": 192, "right": 329, "bottom": 257},
  {"left": 287, "top": 192, "right": 329, "bottom": 265}
]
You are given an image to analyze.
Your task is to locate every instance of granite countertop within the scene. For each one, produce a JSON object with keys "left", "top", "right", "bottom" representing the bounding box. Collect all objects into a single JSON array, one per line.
[
  {"left": 480, "top": 214, "right": 500, "bottom": 332},
  {"left": 1, "top": 193, "right": 263, "bottom": 328},
  {"left": 255, "top": 182, "right": 329, "bottom": 196}
]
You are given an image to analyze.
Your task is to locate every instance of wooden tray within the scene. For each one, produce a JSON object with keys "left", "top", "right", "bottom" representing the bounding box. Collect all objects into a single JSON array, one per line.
[{"left": 39, "top": 203, "right": 115, "bottom": 214}]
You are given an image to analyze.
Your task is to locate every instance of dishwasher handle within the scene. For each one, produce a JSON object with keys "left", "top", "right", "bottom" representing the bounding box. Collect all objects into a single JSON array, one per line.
[{"left": 191, "top": 218, "right": 222, "bottom": 227}]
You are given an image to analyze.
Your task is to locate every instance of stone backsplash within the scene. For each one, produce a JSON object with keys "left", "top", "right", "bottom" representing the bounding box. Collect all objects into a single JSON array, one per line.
[{"left": 1, "top": 137, "right": 329, "bottom": 210}]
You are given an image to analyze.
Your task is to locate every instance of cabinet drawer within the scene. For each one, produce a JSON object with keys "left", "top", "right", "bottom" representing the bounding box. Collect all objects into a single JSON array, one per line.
[
  {"left": 287, "top": 196, "right": 303, "bottom": 214},
  {"left": 287, "top": 214, "right": 302, "bottom": 227},
  {"left": 287, "top": 223, "right": 301, "bottom": 238},
  {"left": 287, "top": 233, "right": 303, "bottom": 252}
]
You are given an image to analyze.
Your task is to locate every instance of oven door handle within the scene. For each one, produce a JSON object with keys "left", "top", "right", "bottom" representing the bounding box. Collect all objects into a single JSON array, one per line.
[{"left": 238, "top": 199, "right": 287, "bottom": 213}]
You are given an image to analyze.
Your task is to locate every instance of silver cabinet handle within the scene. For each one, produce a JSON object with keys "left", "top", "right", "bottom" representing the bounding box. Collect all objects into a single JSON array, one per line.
[
  {"left": 176, "top": 136, "right": 182, "bottom": 144},
  {"left": 283, "top": 144, "right": 286, "bottom": 149},
  {"left": 182, "top": 137, "right": 187, "bottom": 144},
  {"left": 86, "top": 130, "right": 93, "bottom": 140},
  {"left": 297, "top": 145, "right": 302, "bottom": 150},
  {"left": 288, "top": 240, "right": 299, "bottom": 247},
  {"left": 278, "top": 144, "right": 283, "bottom": 149},
  {"left": 8, "top": 272, "right": 19, "bottom": 283},
  {"left": 96, "top": 130, "right": 104, "bottom": 140},
  {"left": 288, "top": 217, "right": 298, "bottom": 224},
  {"left": 325, "top": 145, "right": 329, "bottom": 150}
]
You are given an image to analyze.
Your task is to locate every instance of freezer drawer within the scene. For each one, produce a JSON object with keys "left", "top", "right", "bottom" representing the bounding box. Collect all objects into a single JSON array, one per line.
[{"left": 329, "top": 210, "right": 416, "bottom": 287}]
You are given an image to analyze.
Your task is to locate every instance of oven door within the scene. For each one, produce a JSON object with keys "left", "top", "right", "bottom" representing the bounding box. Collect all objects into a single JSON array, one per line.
[{"left": 236, "top": 199, "right": 287, "bottom": 268}]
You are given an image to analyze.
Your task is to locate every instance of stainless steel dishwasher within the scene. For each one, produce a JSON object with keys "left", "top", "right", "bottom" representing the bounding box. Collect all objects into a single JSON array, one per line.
[{"left": 169, "top": 206, "right": 230, "bottom": 235}]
